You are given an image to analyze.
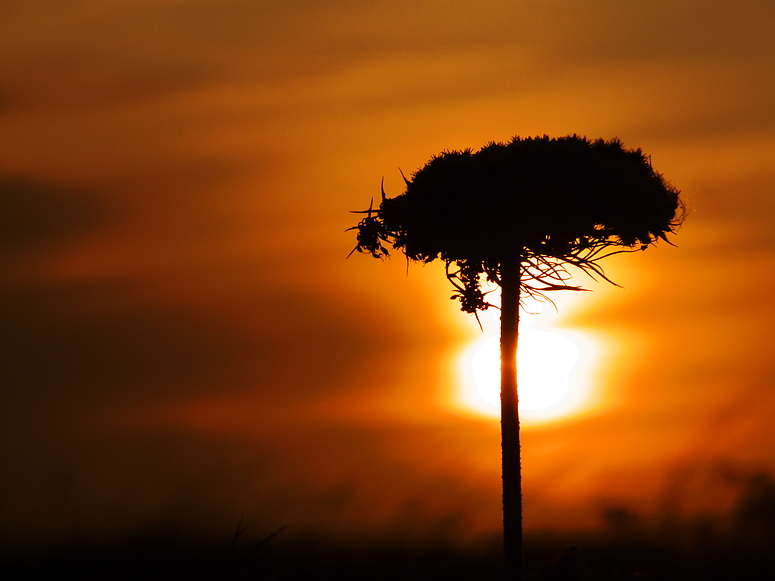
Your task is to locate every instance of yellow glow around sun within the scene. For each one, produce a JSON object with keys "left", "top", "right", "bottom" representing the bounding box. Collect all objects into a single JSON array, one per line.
[{"left": 454, "top": 296, "right": 601, "bottom": 423}]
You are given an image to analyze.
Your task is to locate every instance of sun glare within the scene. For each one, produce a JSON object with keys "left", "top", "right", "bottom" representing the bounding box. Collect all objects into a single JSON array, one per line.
[{"left": 454, "top": 297, "right": 600, "bottom": 423}]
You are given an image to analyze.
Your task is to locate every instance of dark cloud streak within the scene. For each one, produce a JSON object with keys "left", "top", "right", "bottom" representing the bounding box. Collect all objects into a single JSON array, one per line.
[{"left": 0, "top": 176, "right": 117, "bottom": 261}]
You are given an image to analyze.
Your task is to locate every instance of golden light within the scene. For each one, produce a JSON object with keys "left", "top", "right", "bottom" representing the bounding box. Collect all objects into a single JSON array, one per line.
[{"left": 454, "top": 295, "right": 601, "bottom": 424}]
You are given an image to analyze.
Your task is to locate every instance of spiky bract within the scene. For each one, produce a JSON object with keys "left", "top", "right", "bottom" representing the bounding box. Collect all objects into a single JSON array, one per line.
[{"left": 350, "top": 135, "right": 683, "bottom": 313}]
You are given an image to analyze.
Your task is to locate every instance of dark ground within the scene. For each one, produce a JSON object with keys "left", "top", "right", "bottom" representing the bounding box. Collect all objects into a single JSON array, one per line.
[{"left": 3, "top": 523, "right": 774, "bottom": 581}]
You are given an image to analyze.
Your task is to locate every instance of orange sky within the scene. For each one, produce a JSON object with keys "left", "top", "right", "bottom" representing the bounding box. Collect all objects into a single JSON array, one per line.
[{"left": 2, "top": 0, "right": 775, "bottom": 554}]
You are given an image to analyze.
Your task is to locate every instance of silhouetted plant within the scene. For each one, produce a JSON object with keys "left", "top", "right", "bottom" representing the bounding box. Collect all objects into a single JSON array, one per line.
[{"left": 349, "top": 135, "right": 684, "bottom": 580}]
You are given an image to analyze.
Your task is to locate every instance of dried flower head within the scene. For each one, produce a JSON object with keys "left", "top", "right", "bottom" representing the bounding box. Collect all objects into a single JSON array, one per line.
[{"left": 349, "top": 135, "right": 684, "bottom": 313}]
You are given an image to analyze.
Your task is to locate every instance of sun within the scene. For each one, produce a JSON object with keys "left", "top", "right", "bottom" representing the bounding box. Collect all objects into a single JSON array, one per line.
[{"left": 454, "top": 303, "right": 599, "bottom": 423}]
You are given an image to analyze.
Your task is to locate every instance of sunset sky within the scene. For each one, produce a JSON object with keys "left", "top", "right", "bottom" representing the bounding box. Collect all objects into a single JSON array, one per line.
[{"left": 2, "top": 0, "right": 775, "bottom": 556}]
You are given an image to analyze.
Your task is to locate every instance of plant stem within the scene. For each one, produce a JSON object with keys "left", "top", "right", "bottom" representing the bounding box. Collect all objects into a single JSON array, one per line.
[{"left": 500, "top": 258, "right": 522, "bottom": 581}]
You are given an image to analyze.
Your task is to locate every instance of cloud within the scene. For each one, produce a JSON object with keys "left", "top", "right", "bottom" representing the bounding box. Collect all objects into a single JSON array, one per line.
[
  {"left": 0, "top": 176, "right": 116, "bottom": 261},
  {"left": 2, "top": 278, "right": 382, "bottom": 411}
]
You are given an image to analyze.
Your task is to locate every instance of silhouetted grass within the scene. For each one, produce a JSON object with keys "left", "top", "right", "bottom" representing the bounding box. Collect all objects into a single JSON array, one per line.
[
  {"left": 3, "top": 523, "right": 775, "bottom": 581},
  {"left": 5, "top": 470, "right": 775, "bottom": 581}
]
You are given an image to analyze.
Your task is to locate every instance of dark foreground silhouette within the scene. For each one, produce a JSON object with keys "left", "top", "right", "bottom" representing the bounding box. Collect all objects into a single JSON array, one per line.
[
  {"left": 4, "top": 514, "right": 774, "bottom": 581},
  {"left": 349, "top": 135, "right": 685, "bottom": 580}
]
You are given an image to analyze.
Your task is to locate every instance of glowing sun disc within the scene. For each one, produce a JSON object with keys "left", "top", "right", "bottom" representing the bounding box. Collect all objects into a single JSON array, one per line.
[{"left": 457, "top": 325, "right": 585, "bottom": 422}]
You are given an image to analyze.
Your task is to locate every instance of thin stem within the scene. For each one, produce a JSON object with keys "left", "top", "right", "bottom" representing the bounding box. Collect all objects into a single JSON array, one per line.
[{"left": 500, "top": 257, "right": 522, "bottom": 581}]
